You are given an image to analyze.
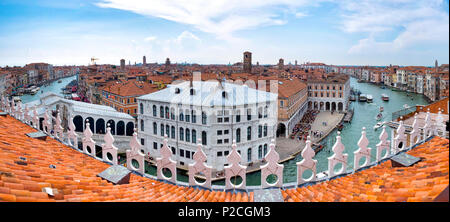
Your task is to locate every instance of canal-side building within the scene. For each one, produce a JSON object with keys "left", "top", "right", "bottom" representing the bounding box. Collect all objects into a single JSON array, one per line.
[
  {"left": 307, "top": 74, "right": 350, "bottom": 112},
  {"left": 101, "top": 79, "right": 159, "bottom": 118},
  {"left": 137, "top": 79, "right": 278, "bottom": 172},
  {"left": 276, "top": 78, "right": 308, "bottom": 138}
]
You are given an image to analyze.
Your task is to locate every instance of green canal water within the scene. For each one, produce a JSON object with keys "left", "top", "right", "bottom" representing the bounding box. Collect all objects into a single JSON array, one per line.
[{"left": 20, "top": 75, "right": 78, "bottom": 104}]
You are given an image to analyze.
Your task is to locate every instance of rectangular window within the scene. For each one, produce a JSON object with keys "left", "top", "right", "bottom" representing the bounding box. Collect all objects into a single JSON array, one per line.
[
  {"left": 186, "top": 151, "right": 191, "bottom": 159},
  {"left": 180, "top": 149, "right": 184, "bottom": 157},
  {"left": 224, "top": 139, "right": 229, "bottom": 144},
  {"left": 217, "top": 118, "right": 223, "bottom": 123},
  {"left": 217, "top": 139, "right": 223, "bottom": 144},
  {"left": 224, "top": 151, "right": 229, "bottom": 156},
  {"left": 224, "top": 130, "right": 229, "bottom": 135},
  {"left": 141, "top": 138, "right": 145, "bottom": 145},
  {"left": 217, "top": 130, "right": 222, "bottom": 135},
  {"left": 153, "top": 142, "right": 158, "bottom": 150},
  {"left": 224, "top": 117, "right": 229, "bottom": 122},
  {"left": 217, "top": 151, "right": 223, "bottom": 157}
]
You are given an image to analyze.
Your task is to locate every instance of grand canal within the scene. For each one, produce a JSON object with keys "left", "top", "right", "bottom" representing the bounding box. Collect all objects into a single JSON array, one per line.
[
  {"left": 20, "top": 75, "right": 78, "bottom": 104},
  {"left": 244, "top": 77, "right": 430, "bottom": 185},
  {"left": 23, "top": 75, "right": 430, "bottom": 186}
]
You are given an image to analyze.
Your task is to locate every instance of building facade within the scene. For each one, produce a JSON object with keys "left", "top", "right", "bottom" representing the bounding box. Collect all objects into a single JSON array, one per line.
[{"left": 137, "top": 79, "right": 278, "bottom": 172}]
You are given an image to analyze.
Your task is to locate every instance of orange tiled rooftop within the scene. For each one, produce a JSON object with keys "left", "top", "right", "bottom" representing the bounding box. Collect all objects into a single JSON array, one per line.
[{"left": 0, "top": 112, "right": 448, "bottom": 202}]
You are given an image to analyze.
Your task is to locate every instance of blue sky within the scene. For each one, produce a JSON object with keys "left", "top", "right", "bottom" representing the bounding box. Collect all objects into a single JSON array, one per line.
[{"left": 0, "top": 0, "right": 448, "bottom": 67}]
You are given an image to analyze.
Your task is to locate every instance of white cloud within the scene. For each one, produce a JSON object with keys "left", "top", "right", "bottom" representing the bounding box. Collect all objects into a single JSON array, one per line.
[
  {"left": 144, "top": 36, "right": 157, "bottom": 42},
  {"left": 295, "top": 12, "right": 308, "bottom": 18},
  {"left": 339, "top": 0, "right": 449, "bottom": 54},
  {"left": 95, "top": 0, "right": 315, "bottom": 40}
]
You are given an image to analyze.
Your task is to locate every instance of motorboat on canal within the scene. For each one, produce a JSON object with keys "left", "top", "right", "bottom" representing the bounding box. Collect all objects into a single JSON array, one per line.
[
  {"left": 379, "top": 106, "right": 384, "bottom": 112},
  {"left": 381, "top": 94, "right": 389, "bottom": 101},
  {"left": 373, "top": 121, "right": 385, "bottom": 130},
  {"left": 367, "top": 94, "right": 373, "bottom": 103},
  {"left": 375, "top": 112, "right": 383, "bottom": 121},
  {"left": 359, "top": 94, "right": 367, "bottom": 102}
]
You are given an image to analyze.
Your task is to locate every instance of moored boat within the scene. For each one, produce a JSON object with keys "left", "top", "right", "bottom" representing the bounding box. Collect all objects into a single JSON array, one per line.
[
  {"left": 367, "top": 94, "right": 373, "bottom": 103},
  {"left": 359, "top": 94, "right": 367, "bottom": 102}
]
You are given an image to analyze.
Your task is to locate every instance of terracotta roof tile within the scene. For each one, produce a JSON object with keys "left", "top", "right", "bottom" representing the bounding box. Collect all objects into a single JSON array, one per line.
[{"left": 0, "top": 111, "right": 447, "bottom": 202}]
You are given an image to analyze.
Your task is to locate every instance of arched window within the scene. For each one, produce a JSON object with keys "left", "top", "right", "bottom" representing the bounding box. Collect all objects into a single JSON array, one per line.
[
  {"left": 126, "top": 122, "right": 134, "bottom": 136},
  {"left": 160, "top": 124, "right": 164, "bottom": 136},
  {"left": 264, "top": 144, "right": 268, "bottom": 157},
  {"left": 165, "top": 124, "right": 169, "bottom": 137},
  {"left": 170, "top": 108, "right": 175, "bottom": 120},
  {"left": 202, "top": 131, "right": 207, "bottom": 145},
  {"left": 153, "top": 105, "right": 157, "bottom": 116},
  {"left": 247, "top": 148, "right": 252, "bottom": 162},
  {"left": 264, "top": 106, "right": 268, "bottom": 118},
  {"left": 236, "top": 128, "right": 241, "bottom": 143},
  {"left": 117, "top": 121, "right": 125, "bottom": 135},
  {"left": 202, "top": 112, "right": 207, "bottom": 124},
  {"left": 140, "top": 103, "right": 144, "bottom": 114},
  {"left": 165, "top": 106, "right": 169, "bottom": 119},
  {"left": 73, "top": 115, "right": 83, "bottom": 132},
  {"left": 140, "top": 119, "right": 144, "bottom": 132},
  {"left": 171, "top": 126, "right": 175, "bottom": 139},
  {"left": 185, "top": 109, "right": 190, "bottom": 122},
  {"left": 153, "top": 122, "right": 157, "bottom": 135},
  {"left": 236, "top": 110, "right": 241, "bottom": 122},
  {"left": 179, "top": 110, "right": 184, "bottom": 121},
  {"left": 160, "top": 106, "right": 164, "bottom": 118},
  {"left": 247, "top": 108, "right": 252, "bottom": 120},
  {"left": 263, "top": 124, "right": 268, "bottom": 137},
  {"left": 107, "top": 120, "right": 115, "bottom": 135},
  {"left": 258, "top": 145, "right": 263, "bottom": 159},
  {"left": 180, "top": 127, "right": 184, "bottom": 141},
  {"left": 258, "top": 125, "right": 262, "bottom": 138},
  {"left": 191, "top": 129, "right": 196, "bottom": 143},
  {"left": 96, "top": 118, "right": 105, "bottom": 134},
  {"left": 247, "top": 126, "right": 252, "bottom": 141},
  {"left": 185, "top": 128, "right": 190, "bottom": 142}
]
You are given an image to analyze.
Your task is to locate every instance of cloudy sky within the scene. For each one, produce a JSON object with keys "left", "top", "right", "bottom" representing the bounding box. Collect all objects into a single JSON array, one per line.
[{"left": 0, "top": 0, "right": 448, "bottom": 66}]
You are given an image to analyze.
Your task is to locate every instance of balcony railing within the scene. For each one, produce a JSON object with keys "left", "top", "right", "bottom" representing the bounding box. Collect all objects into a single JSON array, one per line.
[{"left": 1, "top": 95, "right": 447, "bottom": 191}]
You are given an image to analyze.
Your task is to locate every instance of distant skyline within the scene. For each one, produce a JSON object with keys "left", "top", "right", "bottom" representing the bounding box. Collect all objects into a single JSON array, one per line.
[{"left": 0, "top": 0, "right": 449, "bottom": 67}]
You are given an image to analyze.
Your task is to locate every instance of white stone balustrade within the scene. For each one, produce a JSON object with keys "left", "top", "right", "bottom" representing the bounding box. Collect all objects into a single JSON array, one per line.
[
  {"left": 409, "top": 113, "right": 421, "bottom": 145},
  {"left": 126, "top": 128, "right": 145, "bottom": 175},
  {"left": 32, "top": 105, "right": 39, "bottom": 129},
  {"left": 101, "top": 124, "right": 118, "bottom": 165},
  {"left": 23, "top": 104, "right": 30, "bottom": 124},
  {"left": 156, "top": 135, "right": 177, "bottom": 183},
  {"left": 10, "top": 99, "right": 16, "bottom": 117},
  {"left": 393, "top": 118, "right": 406, "bottom": 153},
  {"left": 261, "top": 139, "right": 283, "bottom": 188},
  {"left": 42, "top": 109, "right": 52, "bottom": 134},
  {"left": 376, "top": 125, "right": 390, "bottom": 163},
  {"left": 435, "top": 109, "right": 446, "bottom": 137},
  {"left": 423, "top": 109, "right": 433, "bottom": 140},
  {"left": 16, "top": 102, "right": 23, "bottom": 121},
  {"left": 67, "top": 115, "right": 78, "bottom": 147},
  {"left": 82, "top": 121, "right": 96, "bottom": 156},
  {"left": 328, "top": 132, "right": 348, "bottom": 178},
  {"left": 5, "top": 97, "right": 11, "bottom": 114},
  {"left": 296, "top": 136, "right": 317, "bottom": 185},
  {"left": 188, "top": 139, "right": 212, "bottom": 188},
  {"left": 53, "top": 111, "right": 64, "bottom": 139},
  {"left": 225, "top": 140, "right": 247, "bottom": 190},
  {"left": 354, "top": 127, "right": 372, "bottom": 172},
  {"left": 3, "top": 99, "right": 446, "bottom": 190}
]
